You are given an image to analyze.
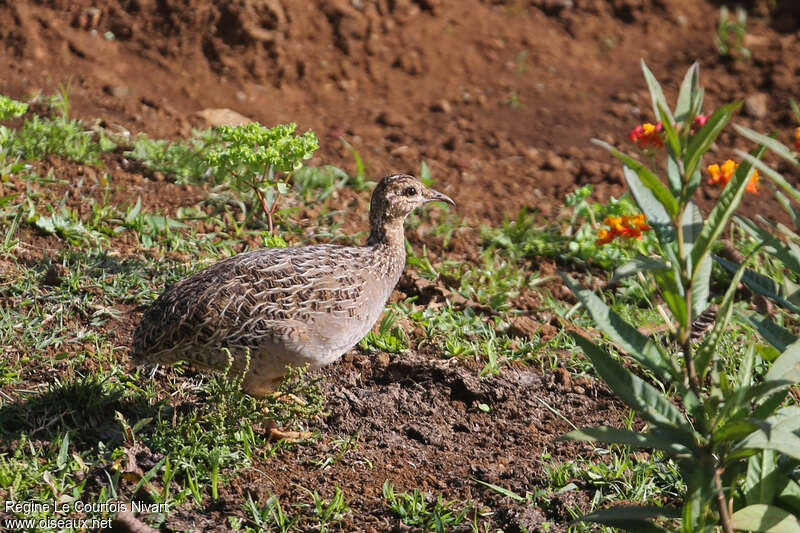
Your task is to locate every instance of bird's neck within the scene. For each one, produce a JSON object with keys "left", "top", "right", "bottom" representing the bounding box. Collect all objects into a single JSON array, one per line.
[{"left": 366, "top": 217, "right": 406, "bottom": 251}]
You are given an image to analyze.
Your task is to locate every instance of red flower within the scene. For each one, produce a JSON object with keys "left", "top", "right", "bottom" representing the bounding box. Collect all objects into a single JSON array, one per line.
[
  {"left": 628, "top": 122, "right": 663, "bottom": 149},
  {"left": 690, "top": 114, "right": 710, "bottom": 135}
]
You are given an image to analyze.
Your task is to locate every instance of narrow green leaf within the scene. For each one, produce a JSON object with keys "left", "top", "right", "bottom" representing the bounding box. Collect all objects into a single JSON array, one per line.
[
  {"left": 684, "top": 100, "right": 742, "bottom": 181},
  {"left": 690, "top": 143, "right": 766, "bottom": 281},
  {"left": 736, "top": 216, "right": 800, "bottom": 274},
  {"left": 658, "top": 102, "right": 681, "bottom": 159},
  {"left": 737, "top": 426, "right": 800, "bottom": 461},
  {"left": 695, "top": 251, "right": 752, "bottom": 380},
  {"left": 575, "top": 504, "right": 678, "bottom": 533},
  {"left": 765, "top": 338, "right": 800, "bottom": 385},
  {"left": 561, "top": 426, "right": 693, "bottom": 456},
  {"left": 593, "top": 140, "right": 678, "bottom": 217},
  {"left": 735, "top": 125, "right": 799, "bottom": 168},
  {"left": 561, "top": 273, "right": 680, "bottom": 382},
  {"left": 682, "top": 462, "right": 715, "bottom": 533},
  {"left": 731, "top": 504, "right": 800, "bottom": 532},
  {"left": 621, "top": 165, "right": 679, "bottom": 267},
  {"left": 666, "top": 156, "right": 682, "bottom": 196},
  {"left": 682, "top": 201, "right": 710, "bottom": 319},
  {"left": 713, "top": 419, "right": 760, "bottom": 444},
  {"left": 717, "top": 256, "right": 800, "bottom": 316},
  {"left": 737, "top": 150, "right": 800, "bottom": 204},
  {"left": 611, "top": 256, "right": 669, "bottom": 284},
  {"left": 471, "top": 478, "right": 525, "bottom": 502},
  {"left": 744, "top": 450, "right": 780, "bottom": 507},
  {"left": 570, "top": 333, "right": 691, "bottom": 431},
  {"left": 641, "top": 60, "right": 674, "bottom": 125},
  {"left": 674, "top": 63, "right": 700, "bottom": 124},
  {"left": 652, "top": 267, "right": 688, "bottom": 329},
  {"left": 774, "top": 188, "right": 800, "bottom": 233},
  {"left": 745, "top": 313, "right": 798, "bottom": 352}
]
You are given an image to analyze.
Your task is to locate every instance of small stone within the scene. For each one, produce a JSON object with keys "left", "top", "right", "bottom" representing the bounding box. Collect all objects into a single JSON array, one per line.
[
  {"left": 376, "top": 110, "right": 408, "bottom": 127},
  {"left": 190, "top": 108, "right": 252, "bottom": 128},
  {"left": 543, "top": 152, "right": 565, "bottom": 171},
  {"left": 744, "top": 93, "right": 768, "bottom": 119},
  {"left": 430, "top": 99, "right": 452, "bottom": 113}
]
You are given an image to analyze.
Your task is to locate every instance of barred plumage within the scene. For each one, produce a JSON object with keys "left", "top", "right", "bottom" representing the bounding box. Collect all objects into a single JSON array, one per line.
[{"left": 132, "top": 174, "right": 454, "bottom": 395}]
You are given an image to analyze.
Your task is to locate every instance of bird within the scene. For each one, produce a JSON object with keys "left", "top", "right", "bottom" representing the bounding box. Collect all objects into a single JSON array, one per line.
[{"left": 132, "top": 173, "right": 454, "bottom": 395}]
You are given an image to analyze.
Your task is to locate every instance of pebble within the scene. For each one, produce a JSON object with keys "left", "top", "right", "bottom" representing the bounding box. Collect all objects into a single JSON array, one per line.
[{"left": 744, "top": 93, "right": 768, "bottom": 119}]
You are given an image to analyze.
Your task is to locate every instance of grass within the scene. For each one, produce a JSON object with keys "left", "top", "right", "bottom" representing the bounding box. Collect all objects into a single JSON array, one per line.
[{"left": 0, "top": 91, "right": 796, "bottom": 531}]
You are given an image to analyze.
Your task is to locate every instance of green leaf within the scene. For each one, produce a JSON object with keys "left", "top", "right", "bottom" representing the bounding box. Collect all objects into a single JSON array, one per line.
[
  {"left": 737, "top": 426, "right": 800, "bottom": 461},
  {"left": 713, "top": 419, "right": 760, "bottom": 444},
  {"left": 690, "top": 143, "right": 766, "bottom": 285},
  {"left": 731, "top": 504, "right": 800, "bottom": 532},
  {"left": 674, "top": 62, "right": 700, "bottom": 124},
  {"left": 652, "top": 267, "right": 689, "bottom": 329},
  {"left": 471, "top": 478, "right": 526, "bottom": 502},
  {"left": 593, "top": 140, "right": 678, "bottom": 217},
  {"left": 611, "top": 256, "right": 669, "bottom": 284},
  {"left": 682, "top": 201, "right": 711, "bottom": 319},
  {"left": 561, "top": 273, "right": 680, "bottom": 382},
  {"left": 570, "top": 333, "right": 691, "bottom": 432},
  {"left": 617, "top": 165, "right": 678, "bottom": 264},
  {"left": 745, "top": 314, "right": 798, "bottom": 353},
  {"left": 765, "top": 338, "right": 800, "bottom": 385},
  {"left": 658, "top": 102, "right": 681, "bottom": 160},
  {"left": 735, "top": 125, "right": 799, "bottom": 168},
  {"left": 717, "top": 256, "right": 800, "bottom": 316},
  {"left": 574, "top": 504, "right": 679, "bottom": 533},
  {"left": 641, "top": 60, "right": 674, "bottom": 126},
  {"left": 695, "top": 250, "right": 751, "bottom": 380},
  {"left": 683, "top": 100, "right": 742, "bottom": 182},
  {"left": 560, "top": 426, "right": 694, "bottom": 456},
  {"left": 737, "top": 149, "right": 800, "bottom": 204},
  {"left": 666, "top": 156, "right": 682, "bottom": 196},
  {"left": 744, "top": 450, "right": 780, "bottom": 507},
  {"left": 682, "top": 462, "right": 715, "bottom": 533},
  {"left": 736, "top": 216, "right": 800, "bottom": 274}
]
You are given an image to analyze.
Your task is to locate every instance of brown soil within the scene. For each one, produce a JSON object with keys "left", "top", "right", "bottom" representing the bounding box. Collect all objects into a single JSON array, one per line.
[{"left": 2, "top": 0, "right": 800, "bottom": 531}]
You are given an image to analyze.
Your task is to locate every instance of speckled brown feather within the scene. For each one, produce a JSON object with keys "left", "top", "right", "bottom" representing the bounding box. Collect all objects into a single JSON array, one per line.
[{"left": 132, "top": 174, "right": 454, "bottom": 395}]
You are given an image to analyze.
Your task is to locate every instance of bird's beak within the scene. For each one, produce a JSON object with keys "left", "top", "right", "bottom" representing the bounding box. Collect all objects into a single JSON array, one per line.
[{"left": 424, "top": 188, "right": 455, "bottom": 206}]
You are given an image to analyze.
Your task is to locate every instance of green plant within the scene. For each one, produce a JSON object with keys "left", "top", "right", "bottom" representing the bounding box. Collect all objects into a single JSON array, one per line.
[
  {"left": 560, "top": 61, "right": 800, "bottom": 531},
  {"left": 714, "top": 6, "right": 750, "bottom": 60},
  {"left": 0, "top": 95, "right": 28, "bottom": 120},
  {"left": 204, "top": 122, "right": 318, "bottom": 234},
  {"left": 382, "top": 481, "right": 472, "bottom": 532}
]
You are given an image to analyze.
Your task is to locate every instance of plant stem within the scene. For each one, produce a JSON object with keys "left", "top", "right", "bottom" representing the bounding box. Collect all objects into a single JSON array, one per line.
[
  {"left": 253, "top": 187, "right": 274, "bottom": 234},
  {"left": 714, "top": 466, "right": 734, "bottom": 533}
]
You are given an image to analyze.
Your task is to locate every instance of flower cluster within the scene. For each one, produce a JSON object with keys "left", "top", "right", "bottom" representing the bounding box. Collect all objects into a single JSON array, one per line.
[
  {"left": 706, "top": 159, "right": 759, "bottom": 194},
  {"left": 628, "top": 122, "right": 663, "bottom": 149},
  {"left": 628, "top": 114, "right": 711, "bottom": 150},
  {"left": 596, "top": 213, "right": 651, "bottom": 245},
  {"left": 795, "top": 126, "right": 800, "bottom": 150}
]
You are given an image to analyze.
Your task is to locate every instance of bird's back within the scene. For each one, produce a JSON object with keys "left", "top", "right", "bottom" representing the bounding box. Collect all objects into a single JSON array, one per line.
[{"left": 133, "top": 243, "right": 403, "bottom": 380}]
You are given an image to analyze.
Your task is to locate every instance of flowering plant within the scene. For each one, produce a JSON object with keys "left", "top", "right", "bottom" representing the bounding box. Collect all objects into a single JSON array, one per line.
[{"left": 561, "top": 62, "right": 800, "bottom": 531}]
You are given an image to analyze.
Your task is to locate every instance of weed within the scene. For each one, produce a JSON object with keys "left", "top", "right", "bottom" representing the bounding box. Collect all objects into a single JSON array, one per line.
[{"left": 383, "top": 481, "right": 472, "bottom": 532}]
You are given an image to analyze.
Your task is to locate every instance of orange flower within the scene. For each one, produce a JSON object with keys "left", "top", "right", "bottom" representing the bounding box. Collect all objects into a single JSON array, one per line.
[
  {"left": 596, "top": 213, "right": 651, "bottom": 245},
  {"left": 795, "top": 126, "right": 800, "bottom": 150},
  {"left": 745, "top": 169, "right": 759, "bottom": 194},
  {"left": 706, "top": 159, "right": 737, "bottom": 187},
  {"left": 628, "top": 122, "right": 664, "bottom": 149},
  {"left": 707, "top": 160, "right": 759, "bottom": 194}
]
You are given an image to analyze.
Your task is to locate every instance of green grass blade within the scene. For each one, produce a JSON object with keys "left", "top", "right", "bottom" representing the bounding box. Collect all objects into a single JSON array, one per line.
[
  {"left": 641, "top": 60, "right": 674, "bottom": 125},
  {"left": 731, "top": 504, "right": 800, "bottom": 532},
  {"left": 570, "top": 333, "right": 691, "bottom": 431},
  {"left": 560, "top": 426, "right": 693, "bottom": 456},
  {"left": 684, "top": 101, "right": 742, "bottom": 181},
  {"left": 690, "top": 143, "right": 766, "bottom": 277},
  {"left": 593, "top": 139, "right": 679, "bottom": 217},
  {"left": 561, "top": 273, "right": 680, "bottom": 381}
]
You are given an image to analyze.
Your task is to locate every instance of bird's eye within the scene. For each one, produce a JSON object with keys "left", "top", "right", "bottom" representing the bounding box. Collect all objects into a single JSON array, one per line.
[{"left": 403, "top": 186, "right": 418, "bottom": 197}]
